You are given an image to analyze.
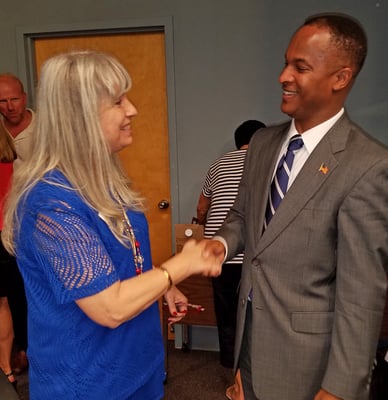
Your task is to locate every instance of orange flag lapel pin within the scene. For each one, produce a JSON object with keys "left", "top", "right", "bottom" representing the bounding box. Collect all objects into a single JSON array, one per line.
[{"left": 319, "top": 163, "right": 329, "bottom": 174}]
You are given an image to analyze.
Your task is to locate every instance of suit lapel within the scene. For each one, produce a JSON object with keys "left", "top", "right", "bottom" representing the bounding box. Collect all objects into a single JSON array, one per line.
[
  {"left": 251, "top": 124, "right": 288, "bottom": 245},
  {"left": 257, "top": 114, "right": 351, "bottom": 253}
]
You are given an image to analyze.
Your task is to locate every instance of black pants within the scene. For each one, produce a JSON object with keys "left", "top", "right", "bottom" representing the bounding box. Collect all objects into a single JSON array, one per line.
[
  {"left": 0, "top": 237, "right": 28, "bottom": 352},
  {"left": 212, "top": 262, "right": 241, "bottom": 368},
  {"left": 369, "top": 345, "right": 388, "bottom": 400}
]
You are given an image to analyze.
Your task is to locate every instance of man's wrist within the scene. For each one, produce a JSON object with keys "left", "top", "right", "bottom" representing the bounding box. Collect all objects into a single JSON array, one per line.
[{"left": 212, "top": 235, "right": 228, "bottom": 263}]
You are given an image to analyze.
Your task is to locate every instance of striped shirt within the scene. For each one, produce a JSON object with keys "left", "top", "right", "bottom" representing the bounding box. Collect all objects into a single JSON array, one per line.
[{"left": 202, "top": 149, "right": 246, "bottom": 263}]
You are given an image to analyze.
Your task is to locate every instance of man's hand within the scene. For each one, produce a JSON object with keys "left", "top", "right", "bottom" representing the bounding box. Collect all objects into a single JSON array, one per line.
[{"left": 201, "top": 239, "right": 226, "bottom": 262}]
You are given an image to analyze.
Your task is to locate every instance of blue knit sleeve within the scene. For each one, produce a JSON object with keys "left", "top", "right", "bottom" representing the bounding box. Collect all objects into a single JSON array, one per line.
[{"left": 26, "top": 195, "right": 120, "bottom": 304}]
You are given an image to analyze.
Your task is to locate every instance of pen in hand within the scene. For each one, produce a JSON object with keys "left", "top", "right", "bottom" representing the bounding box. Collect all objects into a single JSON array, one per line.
[{"left": 163, "top": 302, "right": 205, "bottom": 312}]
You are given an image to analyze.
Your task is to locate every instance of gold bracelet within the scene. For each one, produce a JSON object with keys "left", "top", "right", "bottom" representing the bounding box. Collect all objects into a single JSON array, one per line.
[{"left": 160, "top": 266, "right": 173, "bottom": 289}]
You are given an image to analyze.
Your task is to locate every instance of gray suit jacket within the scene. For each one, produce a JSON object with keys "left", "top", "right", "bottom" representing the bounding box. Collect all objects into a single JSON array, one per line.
[{"left": 217, "top": 113, "right": 388, "bottom": 400}]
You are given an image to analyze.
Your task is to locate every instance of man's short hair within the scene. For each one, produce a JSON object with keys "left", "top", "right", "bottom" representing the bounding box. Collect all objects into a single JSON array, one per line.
[{"left": 304, "top": 12, "right": 367, "bottom": 77}]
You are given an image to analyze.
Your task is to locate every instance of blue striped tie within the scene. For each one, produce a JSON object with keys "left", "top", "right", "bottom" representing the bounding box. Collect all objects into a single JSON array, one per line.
[{"left": 265, "top": 134, "right": 304, "bottom": 227}]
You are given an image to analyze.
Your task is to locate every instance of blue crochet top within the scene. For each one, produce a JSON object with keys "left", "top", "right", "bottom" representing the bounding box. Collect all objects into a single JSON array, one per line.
[{"left": 15, "top": 170, "right": 165, "bottom": 400}]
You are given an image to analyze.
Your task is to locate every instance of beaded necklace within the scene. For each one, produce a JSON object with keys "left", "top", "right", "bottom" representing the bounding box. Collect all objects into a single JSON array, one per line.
[{"left": 121, "top": 206, "right": 144, "bottom": 275}]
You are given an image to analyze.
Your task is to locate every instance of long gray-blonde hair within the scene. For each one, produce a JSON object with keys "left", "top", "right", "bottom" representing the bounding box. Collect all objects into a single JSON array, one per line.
[{"left": 2, "top": 50, "right": 144, "bottom": 254}]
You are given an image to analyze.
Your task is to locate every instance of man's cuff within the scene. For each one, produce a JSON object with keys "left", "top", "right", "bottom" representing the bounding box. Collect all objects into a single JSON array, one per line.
[{"left": 212, "top": 235, "right": 228, "bottom": 263}]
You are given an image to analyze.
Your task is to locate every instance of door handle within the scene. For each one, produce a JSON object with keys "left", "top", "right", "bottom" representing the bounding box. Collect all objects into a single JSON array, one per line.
[{"left": 158, "top": 200, "right": 170, "bottom": 209}]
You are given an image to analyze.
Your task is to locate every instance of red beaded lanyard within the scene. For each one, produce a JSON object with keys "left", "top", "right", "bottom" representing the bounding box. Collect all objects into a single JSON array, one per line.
[{"left": 121, "top": 208, "right": 144, "bottom": 275}]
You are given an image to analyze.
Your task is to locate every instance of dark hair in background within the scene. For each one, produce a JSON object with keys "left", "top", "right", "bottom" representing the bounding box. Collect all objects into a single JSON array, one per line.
[{"left": 234, "top": 119, "right": 266, "bottom": 149}]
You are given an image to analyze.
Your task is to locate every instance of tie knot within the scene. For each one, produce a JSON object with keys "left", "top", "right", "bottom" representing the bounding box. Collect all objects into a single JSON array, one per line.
[{"left": 288, "top": 135, "right": 304, "bottom": 151}]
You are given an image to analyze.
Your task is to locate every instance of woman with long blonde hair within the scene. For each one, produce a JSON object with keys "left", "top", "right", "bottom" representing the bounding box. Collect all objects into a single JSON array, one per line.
[{"left": 1, "top": 50, "right": 222, "bottom": 400}]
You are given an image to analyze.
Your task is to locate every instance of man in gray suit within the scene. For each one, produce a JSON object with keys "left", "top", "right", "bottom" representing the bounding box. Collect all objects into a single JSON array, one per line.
[{"left": 203, "top": 13, "right": 388, "bottom": 400}]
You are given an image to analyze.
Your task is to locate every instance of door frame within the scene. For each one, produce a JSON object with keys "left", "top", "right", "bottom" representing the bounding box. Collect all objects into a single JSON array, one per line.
[{"left": 15, "top": 17, "right": 180, "bottom": 241}]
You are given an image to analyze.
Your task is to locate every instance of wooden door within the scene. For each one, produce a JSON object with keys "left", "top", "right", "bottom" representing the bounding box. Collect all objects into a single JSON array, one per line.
[{"left": 33, "top": 32, "right": 172, "bottom": 269}]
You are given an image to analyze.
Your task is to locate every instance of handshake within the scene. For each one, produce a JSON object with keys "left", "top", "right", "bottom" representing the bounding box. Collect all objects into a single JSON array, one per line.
[{"left": 181, "top": 238, "right": 226, "bottom": 278}]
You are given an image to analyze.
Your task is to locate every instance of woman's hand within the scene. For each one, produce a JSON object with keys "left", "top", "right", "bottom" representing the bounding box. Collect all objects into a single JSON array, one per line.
[{"left": 164, "top": 286, "right": 188, "bottom": 325}]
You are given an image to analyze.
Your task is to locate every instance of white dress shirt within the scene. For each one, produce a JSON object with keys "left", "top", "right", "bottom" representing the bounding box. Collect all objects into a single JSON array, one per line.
[{"left": 279, "top": 108, "right": 344, "bottom": 189}]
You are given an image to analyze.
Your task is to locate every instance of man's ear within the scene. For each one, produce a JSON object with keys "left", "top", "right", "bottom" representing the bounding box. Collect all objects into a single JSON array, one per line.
[{"left": 333, "top": 67, "right": 354, "bottom": 91}]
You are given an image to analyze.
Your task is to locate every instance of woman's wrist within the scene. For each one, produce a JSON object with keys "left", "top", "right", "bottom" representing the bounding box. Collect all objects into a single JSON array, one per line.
[{"left": 159, "top": 266, "right": 173, "bottom": 290}]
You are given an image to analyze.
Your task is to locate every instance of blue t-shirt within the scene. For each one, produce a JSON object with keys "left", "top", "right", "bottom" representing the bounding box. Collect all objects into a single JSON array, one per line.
[{"left": 16, "top": 170, "right": 165, "bottom": 400}]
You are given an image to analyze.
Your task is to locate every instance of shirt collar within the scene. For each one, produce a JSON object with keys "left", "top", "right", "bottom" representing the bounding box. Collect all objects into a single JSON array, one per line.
[{"left": 288, "top": 108, "right": 344, "bottom": 155}]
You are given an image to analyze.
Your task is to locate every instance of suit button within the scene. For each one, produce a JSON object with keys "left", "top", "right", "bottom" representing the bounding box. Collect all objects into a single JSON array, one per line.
[{"left": 252, "top": 258, "right": 260, "bottom": 267}]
